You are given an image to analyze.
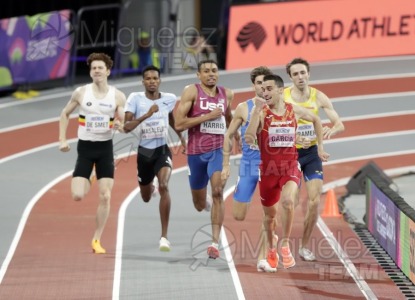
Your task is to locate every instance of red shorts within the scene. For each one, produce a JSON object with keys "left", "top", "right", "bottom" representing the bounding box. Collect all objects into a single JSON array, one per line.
[{"left": 258, "top": 160, "right": 301, "bottom": 207}]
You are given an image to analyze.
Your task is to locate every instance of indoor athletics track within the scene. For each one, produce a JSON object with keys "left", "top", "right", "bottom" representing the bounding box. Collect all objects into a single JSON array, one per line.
[{"left": 0, "top": 56, "right": 415, "bottom": 299}]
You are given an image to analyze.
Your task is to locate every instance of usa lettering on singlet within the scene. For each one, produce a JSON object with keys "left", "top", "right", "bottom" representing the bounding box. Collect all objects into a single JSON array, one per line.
[
  {"left": 186, "top": 84, "right": 228, "bottom": 155},
  {"left": 78, "top": 84, "right": 116, "bottom": 141}
]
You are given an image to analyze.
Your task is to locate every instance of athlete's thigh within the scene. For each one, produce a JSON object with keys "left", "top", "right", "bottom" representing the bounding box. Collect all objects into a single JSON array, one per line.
[
  {"left": 154, "top": 147, "right": 173, "bottom": 178},
  {"left": 73, "top": 155, "right": 94, "bottom": 179},
  {"left": 187, "top": 154, "right": 209, "bottom": 190},
  {"left": 259, "top": 174, "right": 280, "bottom": 207},
  {"left": 95, "top": 146, "right": 114, "bottom": 179},
  {"left": 137, "top": 152, "right": 156, "bottom": 185},
  {"left": 207, "top": 148, "right": 223, "bottom": 178},
  {"left": 234, "top": 158, "right": 260, "bottom": 202},
  {"left": 305, "top": 178, "right": 323, "bottom": 199},
  {"left": 234, "top": 174, "right": 258, "bottom": 203},
  {"left": 301, "top": 147, "right": 323, "bottom": 182},
  {"left": 73, "top": 141, "right": 95, "bottom": 179}
]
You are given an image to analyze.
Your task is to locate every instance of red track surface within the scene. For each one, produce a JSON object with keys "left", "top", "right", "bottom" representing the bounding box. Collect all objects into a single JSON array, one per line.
[{"left": 0, "top": 77, "right": 413, "bottom": 299}]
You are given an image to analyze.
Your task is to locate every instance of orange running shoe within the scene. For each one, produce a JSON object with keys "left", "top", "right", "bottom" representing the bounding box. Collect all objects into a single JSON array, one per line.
[
  {"left": 91, "top": 239, "right": 106, "bottom": 254},
  {"left": 281, "top": 246, "right": 296, "bottom": 269},
  {"left": 266, "top": 248, "right": 278, "bottom": 268}
]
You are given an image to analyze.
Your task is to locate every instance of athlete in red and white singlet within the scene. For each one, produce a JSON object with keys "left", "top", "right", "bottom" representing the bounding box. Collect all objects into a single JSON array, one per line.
[{"left": 245, "top": 74, "right": 329, "bottom": 271}]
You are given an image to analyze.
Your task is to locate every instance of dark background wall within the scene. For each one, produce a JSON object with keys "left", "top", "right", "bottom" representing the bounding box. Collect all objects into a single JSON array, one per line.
[{"left": 0, "top": 0, "right": 119, "bottom": 19}]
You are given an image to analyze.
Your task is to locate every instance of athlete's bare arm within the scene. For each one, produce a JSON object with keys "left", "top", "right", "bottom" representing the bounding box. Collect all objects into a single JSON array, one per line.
[
  {"left": 124, "top": 104, "right": 158, "bottom": 133},
  {"left": 114, "top": 89, "right": 126, "bottom": 132},
  {"left": 222, "top": 102, "right": 246, "bottom": 180},
  {"left": 169, "top": 111, "right": 187, "bottom": 152},
  {"left": 293, "top": 105, "right": 330, "bottom": 162},
  {"left": 245, "top": 97, "right": 265, "bottom": 146},
  {"left": 316, "top": 90, "right": 345, "bottom": 139},
  {"left": 59, "top": 87, "right": 84, "bottom": 152},
  {"left": 174, "top": 84, "right": 222, "bottom": 132}
]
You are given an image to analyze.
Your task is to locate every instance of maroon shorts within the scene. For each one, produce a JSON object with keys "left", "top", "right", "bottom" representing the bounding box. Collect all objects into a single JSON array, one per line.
[{"left": 258, "top": 159, "right": 301, "bottom": 207}]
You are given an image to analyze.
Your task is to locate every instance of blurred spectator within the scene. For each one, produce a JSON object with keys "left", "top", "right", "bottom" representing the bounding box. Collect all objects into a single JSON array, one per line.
[
  {"left": 183, "top": 33, "right": 216, "bottom": 70},
  {"left": 129, "top": 31, "right": 161, "bottom": 73}
]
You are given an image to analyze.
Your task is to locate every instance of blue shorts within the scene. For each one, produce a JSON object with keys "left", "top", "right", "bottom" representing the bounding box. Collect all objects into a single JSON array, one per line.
[
  {"left": 297, "top": 145, "right": 323, "bottom": 181},
  {"left": 233, "top": 158, "right": 260, "bottom": 203},
  {"left": 187, "top": 148, "right": 223, "bottom": 190}
]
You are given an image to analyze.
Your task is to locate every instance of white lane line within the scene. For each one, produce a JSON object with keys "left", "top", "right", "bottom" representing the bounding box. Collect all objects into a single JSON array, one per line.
[
  {"left": 111, "top": 171, "right": 244, "bottom": 300},
  {"left": 324, "top": 149, "right": 415, "bottom": 166},
  {"left": 112, "top": 186, "right": 139, "bottom": 300},
  {"left": 0, "top": 139, "right": 77, "bottom": 165},
  {"left": 0, "top": 171, "right": 73, "bottom": 284},
  {"left": 1, "top": 58, "right": 414, "bottom": 110},
  {"left": 316, "top": 219, "right": 378, "bottom": 299},
  {"left": 111, "top": 167, "right": 186, "bottom": 300},
  {"left": 1, "top": 130, "right": 415, "bottom": 167},
  {"left": 221, "top": 187, "right": 245, "bottom": 300},
  {"left": 0, "top": 90, "right": 413, "bottom": 133},
  {"left": 0, "top": 151, "right": 130, "bottom": 285},
  {"left": 323, "top": 129, "right": 415, "bottom": 144},
  {"left": 0, "top": 115, "right": 77, "bottom": 134}
]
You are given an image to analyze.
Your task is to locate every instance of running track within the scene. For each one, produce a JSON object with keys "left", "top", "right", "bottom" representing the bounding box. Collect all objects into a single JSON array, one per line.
[{"left": 0, "top": 57, "right": 414, "bottom": 299}]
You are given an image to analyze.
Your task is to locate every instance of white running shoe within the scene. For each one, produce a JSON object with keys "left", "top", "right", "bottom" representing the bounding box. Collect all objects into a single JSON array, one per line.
[
  {"left": 204, "top": 194, "right": 212, "bottom": 212},
  {"left": 159, "top": 237, "right": 171, "bottom": 252},
  {"left": 257, "top": 259, "right": 277, "bottom": 273},
  {"left": 152, "top": 177, "right": 159, "bottom": 198},
  {"left": 299, "top": 247, "right": 316, "bottom": 261}
]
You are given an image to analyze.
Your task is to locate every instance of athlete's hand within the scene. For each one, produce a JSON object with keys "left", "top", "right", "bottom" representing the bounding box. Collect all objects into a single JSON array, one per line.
[
  {"left": 302, "top": 138, "right": 311, "bottom": 149},
  {"left": 113, "top": 119, "right": 124, "bottom": 133},
  {"left": 253, "top": 96, "right": 266, "bottom": 110},
  {"left": 180, "top": 136, "right": 187, "bottom": 154},
  {"left": 221, "top": 165, "right": 230, "bottom": 181},
  {"left": 318, "top": 145, "right": 330, "bottom": 162},
  {"left": 59, "top": 140, "right": 70, "bottom": 152},
  {"left": 323, "top": 126, "right": 335, "bottom": 139},
  {"left": 147, "top": 104, "right": 159, "bottom": 116},
  {"left": 208, "top": 107, "right": 222, "bottom": 120}
]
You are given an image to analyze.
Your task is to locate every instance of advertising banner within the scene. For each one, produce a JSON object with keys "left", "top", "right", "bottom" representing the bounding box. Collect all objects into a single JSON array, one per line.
[
  {"left": 227, "top": 0, "right": 415, "bottom": 69},
  {"left": 0, "top": 10, "right": 72, "bottom": 89},
  {"left": 409, "top": 219, "right": 415, "bottom": 283},
  {"left": 368, "top": 181, "right": 400, "bottom": 263}
]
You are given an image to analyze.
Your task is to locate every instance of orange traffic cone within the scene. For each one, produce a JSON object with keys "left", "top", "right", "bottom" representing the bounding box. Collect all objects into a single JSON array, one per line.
[{"left": 321, "top": 189, "right": 342, "bottom": 217}]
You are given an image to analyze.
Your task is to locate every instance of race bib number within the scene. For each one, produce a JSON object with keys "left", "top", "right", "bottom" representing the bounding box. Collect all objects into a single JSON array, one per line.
[
  {"left": 200, "top": 115, "right": 226, "bottom": 134},
  {"left": 297, "top": 123, "right": 316, "bottom": 141},
  {"left": 268, "top": 127, "right": 295, "bottom": 147},
  {"left": 85, "top": 114, "right": 110, "bottom": 133},
  {"left": 141, "top": 119, "right": 167, "bottom": 139}
]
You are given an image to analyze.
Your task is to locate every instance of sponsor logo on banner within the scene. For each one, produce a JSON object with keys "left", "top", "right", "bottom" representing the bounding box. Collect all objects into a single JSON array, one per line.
[{"left": 226, "top": 0, "right": 415, "bottom": 69}]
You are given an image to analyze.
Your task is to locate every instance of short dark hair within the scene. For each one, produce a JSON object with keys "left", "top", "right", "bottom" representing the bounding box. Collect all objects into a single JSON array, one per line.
[
  {"left": 286, "top": 57, "right": 310, "bottom": 76},
  {"left": 197, "top": 59, "right": 218, "bottom": 71},
  {"left": 250, "top": 66, "right": 273, "bottom": 83},
  {"left": 263, "top": 74, "right": 284, "bottom": 88},
  {"left": 142, "top": 65, "right": 160, "bottom": 78},
  {"left": 87, "top": 52, "right": 113, "bottom": 70}
]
